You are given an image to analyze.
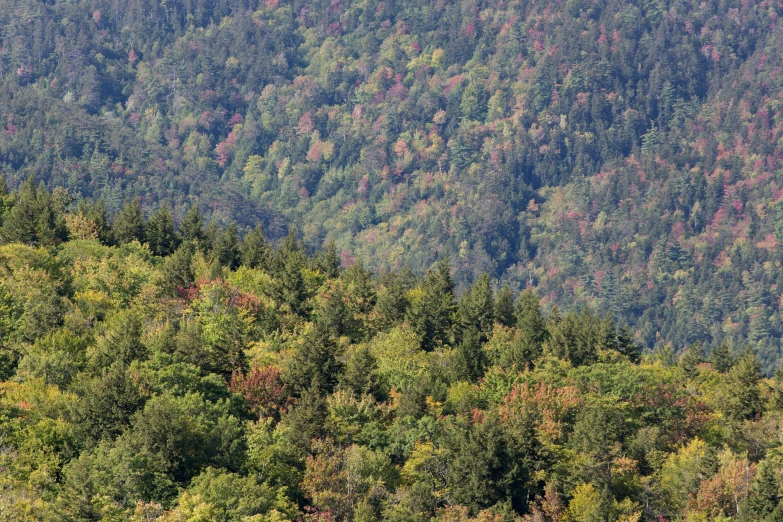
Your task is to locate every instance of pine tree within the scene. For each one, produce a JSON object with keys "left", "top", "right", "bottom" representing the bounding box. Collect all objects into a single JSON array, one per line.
[
  {"left": 493, "top": 286, "right": 515, "bottom": 327},
  {"left": 455, "top": 327, "right": 486, "bottom": 382},
  {"left": 239, "top": 224, "right": 269, "bottom": 269},
  {"left": 271, "top": 228, "right": 308, "bottom": 316},
  {"left": 311, "top": 240, "right": 340, "bottom": 278},
  {"left": 179, "top": 204, "right": 205, "bottom": 245},
  {"left": 408, "top": 258, "right": 457, "bottom": 351},
  {"left": 710, "top": 343, "right": 734, "bottom": 373},
  {"left": 680, "top": 342, "right": 703, "bottom": 379},
  {"left": 146, "top": 204, "right": 179, "bottom": 256},
  {"left": 163, "top": 242, "right": 195, "bottom": 293},
  {"left": 515, "top": 289, "right": 547, "bottom": 357},
  {"left": 1, "top": 175, "right": 67, "bottom": 246},
  {"left": 77, "top": 198, "right": 110, "bottom": 244},
  {"left": 724, "top": 349, "right": 763, "bottom": 422},
  {"left": 112, "top": 198, "right": 146, "bottom": 245},
  {"left": 458, "top": 273, "right": 494, "bottom": 342},
  {"left": 212, "top": 222, "right": 240, "bottom": 269}
]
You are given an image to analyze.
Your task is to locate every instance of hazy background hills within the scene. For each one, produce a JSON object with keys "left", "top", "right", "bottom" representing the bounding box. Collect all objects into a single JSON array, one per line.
[{"left": 2, "top": 0, "right": 783, "bottom": 365}]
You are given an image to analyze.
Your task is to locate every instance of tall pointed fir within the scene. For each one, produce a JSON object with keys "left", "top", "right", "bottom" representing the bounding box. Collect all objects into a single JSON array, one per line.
[
  {"left": 112, "top": 199, "right": 146, "bottom": 245},
  {"left": 408, "top": 258, "right": 457, "bottom": 351}
]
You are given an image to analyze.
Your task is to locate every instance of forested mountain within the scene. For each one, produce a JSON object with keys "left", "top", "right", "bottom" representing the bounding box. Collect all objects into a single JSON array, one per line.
[
  {"left": 1, "top": 192, "right": 783, "bottom": 520},
  {"left": 2, "top": 0, "right": 783, "bottom": 357}
]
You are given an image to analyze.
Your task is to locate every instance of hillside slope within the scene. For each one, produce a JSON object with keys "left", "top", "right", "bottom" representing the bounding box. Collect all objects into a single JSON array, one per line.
[{"left": 2, "top": 0, "right": 783, "bottom": 359}]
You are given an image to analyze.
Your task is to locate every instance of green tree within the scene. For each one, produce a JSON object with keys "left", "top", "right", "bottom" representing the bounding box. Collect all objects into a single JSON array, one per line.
[
  {"left": 239, "top": 224, "right": 269, "bottom": 269},
  {"left": 710, "top": 343, "right": 734, "bottom": 373},
  {"left": 146, "top": 204, "right": 180, "bottom": 256},
  {"left": 179, "top": 204, "right": 205, "bottom": 245},
  {"left": 493, "top": 286, "right": 515, "bottom": 327},
  {"left": 458, "top": 273, "right": 494, "bottom": 341},
  {"left": 514, "top": 289, "right": 547, "bottom": 357},
  {"left": 112, "top": 199, "right": 146, "bottom": 245},
  {"left": 163, "top": 241, "right": 195, "bottom": 292},
  {"left": 408, "top": 259, "right": 457, "bottom": 351},
  {"left": 212, "top": 222, "right": 240, "bottom": 269},
  {"left": 1, "top": 176, "right": 67, "bottom": 246}
]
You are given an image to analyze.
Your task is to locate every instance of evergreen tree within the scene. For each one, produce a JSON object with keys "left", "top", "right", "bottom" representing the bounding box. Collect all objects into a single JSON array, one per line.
[
  {"left": 271, "top": 228, "right": 308, "bottom": 316},
  {"left": 146, "top": 204, "right": 179, "bottom": 256},
  {"left": 212, "top": 222, "right": 240, "bottom": 269},
  {"left": 494, "top": 286, "right": 515, "bottom": 327},
  {"left": 408, "top": 259, "right": 457, "bottom": 351},
  {"left": 514, "top": 289, "right": 547, "bottom": 357},
  {"left": 342, "top": 259, "right": 376, "bottom": 314},
  {"left": 311, "top": 240, "right": 340, "bottom": 278},
  {"left": 615, "top": 325, "right": 642, "bottom": 363},
  {"left": 179, "top": 204, "right": 205, "bottom": 245},
  {"left": 455, "top": 327, "right": 486, "bottom": 382},
  {"left": 286, "top": 321, "right": 344, "bottom": 396},
  {"left": 339, "top": 345, "right": 387, "bottom": 401},
  {"left": 458, "top": 273, "right": 494, "bottom": 341},
  {"left": 112, "top": 199, "right": 146, "bottom": 245},
  {"left": 710, "top": 343, "right": 734, "bottom": 373},
  {"left": 374, "top": 269, "right": 413, "bottom": 327},
  {"left": 724, "top": 349, "right": 763, "bottom": 422},
  {"left": 239, "top": 224, "right": 269, "bottom": 269},
  {"left": 1, "top": 175, "right": 67, "bottom": 246},
  {"left": 163, "top": 242, "right": 195, "bottom": 293},
  {"left": 680, "top": 342, "right": 703, "bottom": 379},
  {"left": 77, "top": 198, "right": 111, "bottom": 243}
]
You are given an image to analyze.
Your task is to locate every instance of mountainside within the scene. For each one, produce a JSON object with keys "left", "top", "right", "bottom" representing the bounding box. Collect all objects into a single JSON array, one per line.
[{"left": 2, "top": 0, "right": 783, "bottom": 360}]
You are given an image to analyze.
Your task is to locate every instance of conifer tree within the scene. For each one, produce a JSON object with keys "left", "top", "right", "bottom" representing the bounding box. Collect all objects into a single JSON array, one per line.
[
  {"left": 212, "top": 222, "right": 240, "bottom": 269},
  {"left": 456, "top": 327, "right": 486, "bottom": 382},
  {"left": 178, "top": 204, "right": 204, "bottom": 244},
  {"left": 680, "top": 342, "right": 703, "bottom": 379},
  {"left": 458, "top": 273, "right": 494, "bottom": 342},
  {"left": 311, "top": 240, "right": 340, "bottom": 279},
  {"left": 77, "top": 198, "right": 110, "bottom": 244},
  {"left": 514, "top": 289, "right": 547, "bottom": 358},
  {"left": 271, "top": 228, "right": 308, "bottom": 316},
  {"left": 146, "top": 204, "right": 179, "bottom": 256},
  {"left": 239, "top": 224, "right": 269, "bottom": 269},
  {"left": 494, "top": 286, "right": 515, "bottom": 327},
  {"left": 710, "top": 343, "right": 734, "bottom": 373},
  {"left": 1, "top": 175, "right": 67, "bottom": 246},
  {"left": 408, "top": 258, "right": 457, "bottom": 351},
  {"left": 724, "top": 349, "right": 763, "bottom": 422},
  {"left": 112, "top": 199, "right": 146, "bottom": 245},
  {"left": 163, "top": 242, "right": 195, "bottom": 293}
]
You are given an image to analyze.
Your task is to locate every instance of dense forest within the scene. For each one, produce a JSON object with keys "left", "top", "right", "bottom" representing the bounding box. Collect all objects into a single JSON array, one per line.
[
  {"left": 1, "top": 180, "right": 783, "bottom": 520},
  {"left": 2, "top": 0, "right": 783, "bottom": 357}
]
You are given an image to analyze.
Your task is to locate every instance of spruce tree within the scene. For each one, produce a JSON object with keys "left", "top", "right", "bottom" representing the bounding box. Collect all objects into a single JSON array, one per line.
[
  {"left": 145, "top": 205, "right": 179, "bottom": 256},
  {"left": 494, "top": 286, "right": 515, "bottom": 327},
  {"left": 458, "top": 273, "right": 494, "bottom": 342},
  {"left": 163, "top": 242, "right": 195, "bottom": 293},
  {"left": 1, "top": 175, "right": 67, "bottom": 246},
  {"left": 680, "top": 342, "right": 703, "bottom": 379},
  {"left": 112, "top": 199, "right": 146, "bottom": 245},
  {"left": 271, "top": 228, "right": 308, "bottom": 316},
  {"left": 178, "top": 204, "right": 205, "bottom": 245},
  {"left": 408, "top": 258, "right": 457, "bottom": 351},
  {"left": 311, "top": 240, "right": 340, "bottom": 278},
  {"left": 239, "top": 224, "right": 269, "bottom": 269},
  {"left": 212, "top": 222, "right": 240, "bottom": 269},
  {"left": 710, "top": 343, "right": 734, "bottom": 373},
  {"left": 515, "top": 289, "right": 547, "bottom": 358},
  {"left": 77, "top": 198, "right": 110, "bottom": 244},
  {"left": 456, "top": 327, "right": 486, "bottom": 382}
]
